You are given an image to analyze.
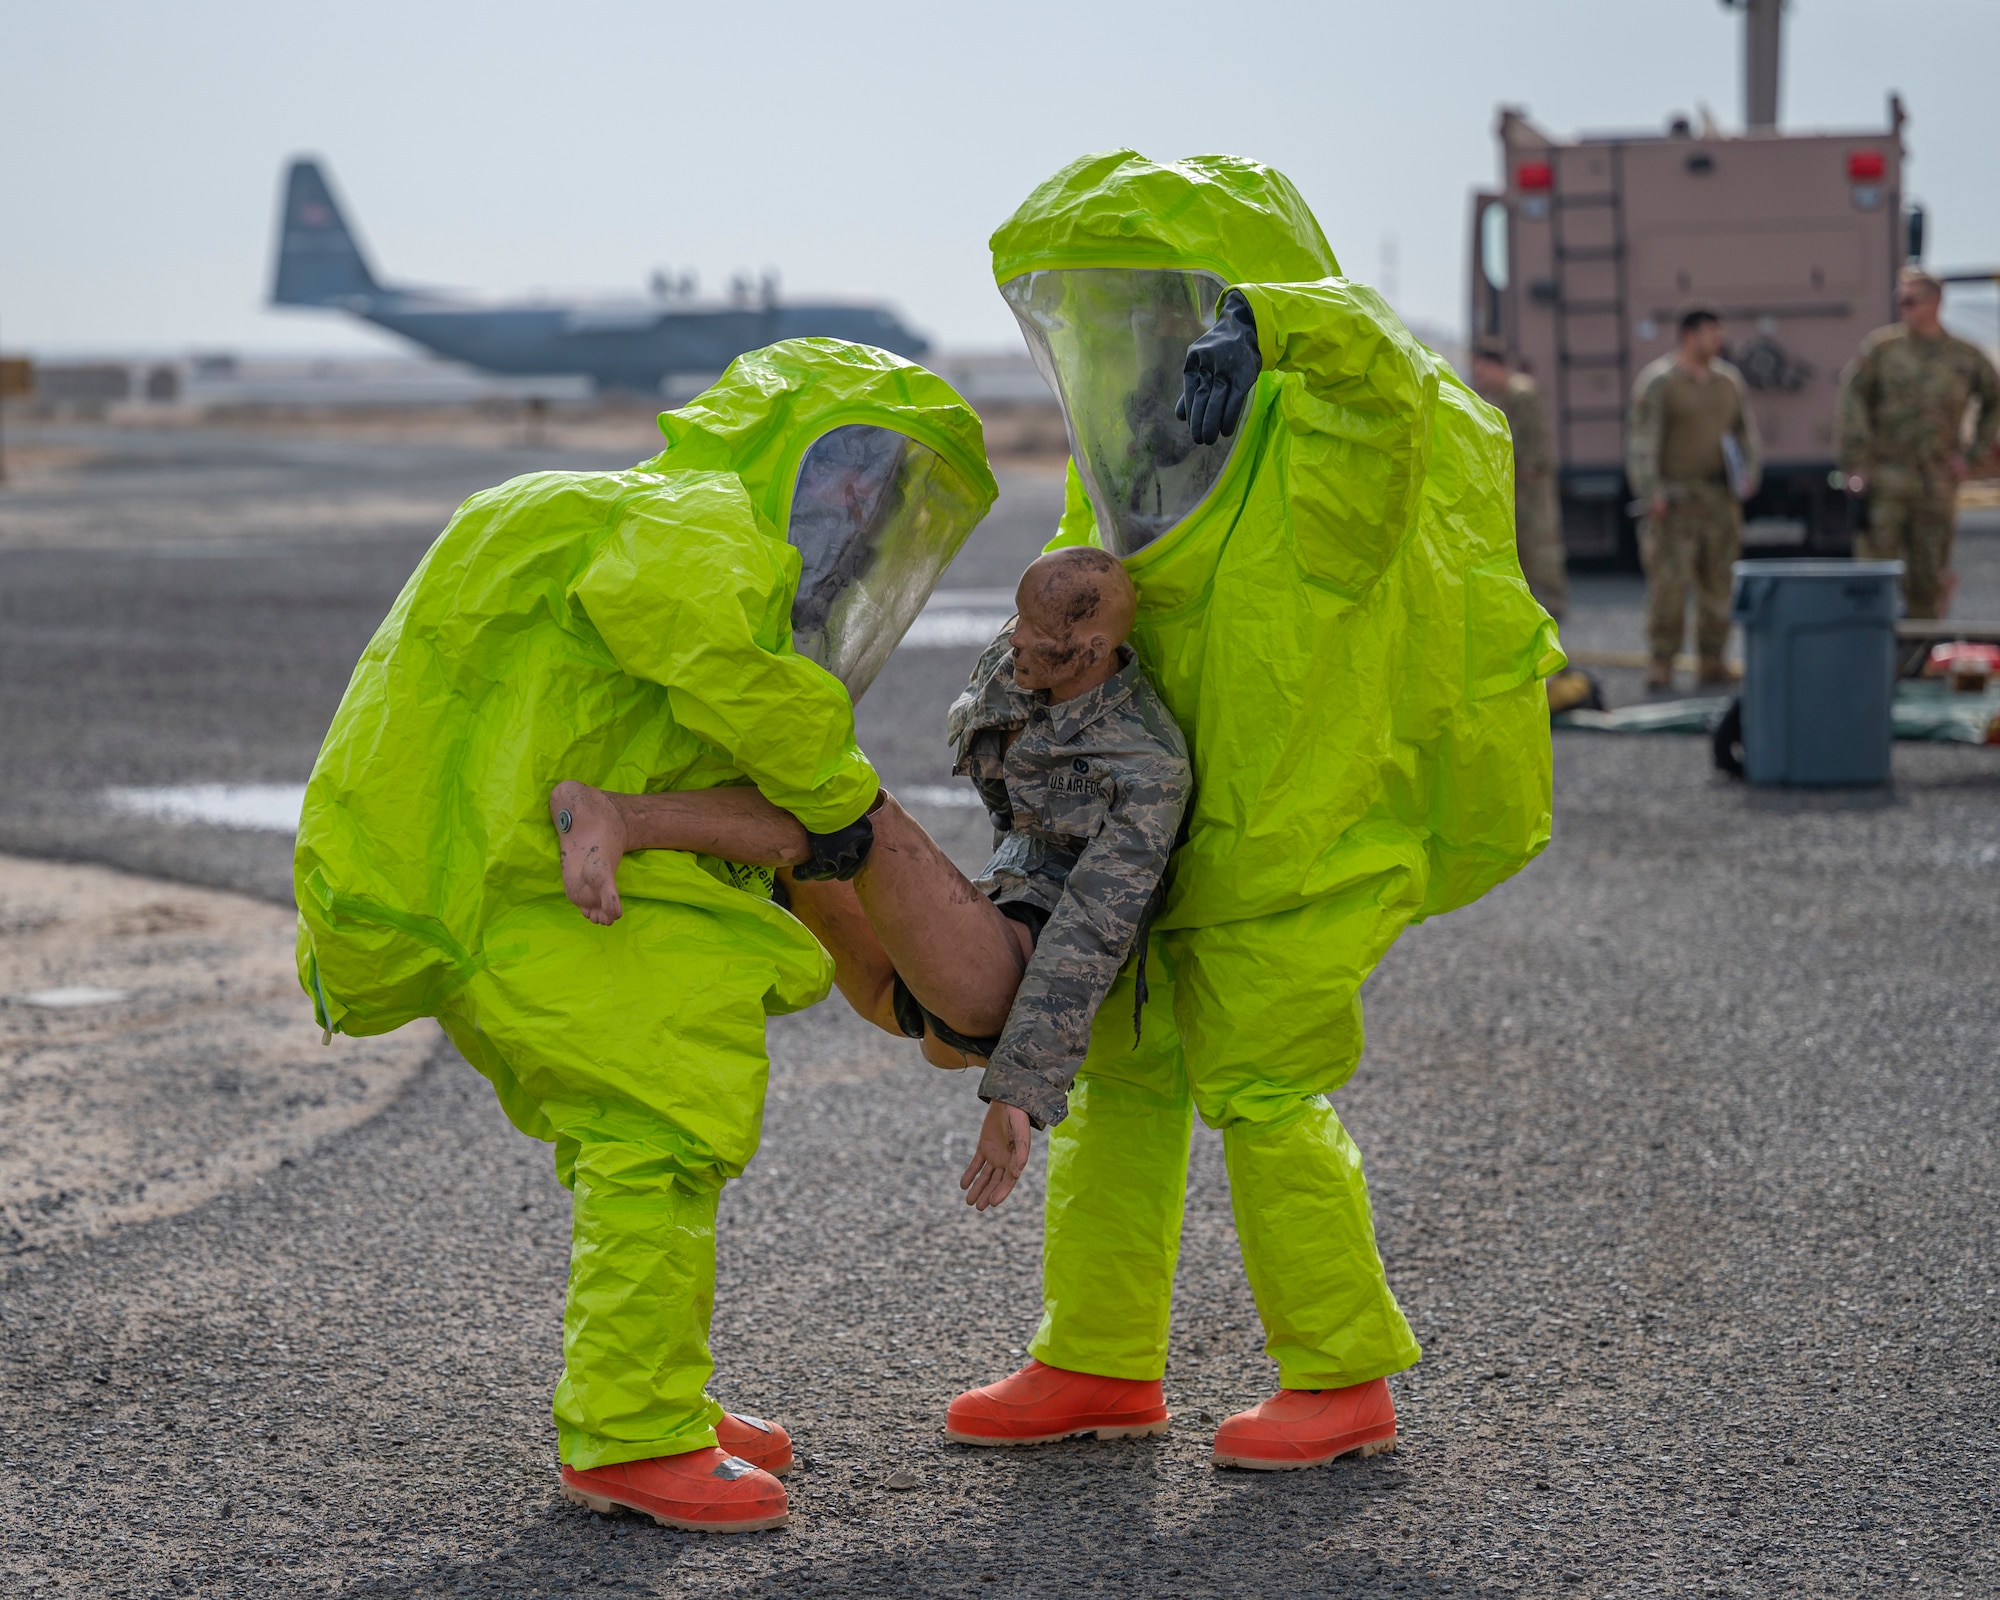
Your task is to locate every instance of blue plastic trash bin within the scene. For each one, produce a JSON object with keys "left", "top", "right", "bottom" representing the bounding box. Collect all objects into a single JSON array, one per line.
[{"left": 1729, "top": 559, "right": 1902, "bottom": 787}]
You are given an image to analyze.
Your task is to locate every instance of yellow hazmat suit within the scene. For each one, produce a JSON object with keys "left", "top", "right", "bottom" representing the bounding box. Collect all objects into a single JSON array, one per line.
[
  {"left": 295, "top": 340, "right": 996, "bottom": 1465},
  {"left": 991, "top": 153, "right": 1560, "bottom": 1389}
]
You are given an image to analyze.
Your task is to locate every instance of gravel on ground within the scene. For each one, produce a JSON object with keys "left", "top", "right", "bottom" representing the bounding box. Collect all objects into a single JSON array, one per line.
[{"left": 1, "top": 421, "right": 1995, "bottom": 1598}]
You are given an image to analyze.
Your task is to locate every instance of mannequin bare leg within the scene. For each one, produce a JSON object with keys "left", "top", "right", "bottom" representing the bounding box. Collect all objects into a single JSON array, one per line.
[{"left": 549, "top": 781, "right": 1031, "bottom": 1053}]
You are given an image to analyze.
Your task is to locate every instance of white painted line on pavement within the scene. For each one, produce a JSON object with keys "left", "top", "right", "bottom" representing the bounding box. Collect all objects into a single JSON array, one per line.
[
  {"left": 899, "top": 610, "right": 1013, "bottom": 650},
  {"left": 900, "top": 785, "right": 985, "bottom": 809},
  {"left": 105, "top": 783, "right": 307, "bottom": 833},
  {"left": 20, "top": 986, "right": 131, "bottom": 1008},
  {"left": 103, "top": 779, "right": 988, "bottom": 831}
]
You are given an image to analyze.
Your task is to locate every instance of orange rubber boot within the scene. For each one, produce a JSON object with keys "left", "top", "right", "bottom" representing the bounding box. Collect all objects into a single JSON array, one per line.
[
  {"left": 945, "top": 1359, "right": 1170, "bottom": 1446},
  {"left": 717, "top": 1412, "right": 793, "bottom": 1476},
  {"left": 559, "top": 1448, "right": 788, "bottom": 1533},
  {"left": 1210, "top": 1377, "right": 1398, "bottom": 1471}
]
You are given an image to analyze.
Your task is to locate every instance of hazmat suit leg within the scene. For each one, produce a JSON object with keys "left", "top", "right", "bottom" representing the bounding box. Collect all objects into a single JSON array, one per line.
[
  {"left": 1029, "top": 940, "right": 1194, "bottom": 1382},
  {"left": 554, "top": 1137, "right": 726, "bottom": 1470},
  {"left": 1173, "top": 900, "right": 1421, "bottom": 1391},
  {"left": 1217, "top": 1111, "right": 1414, "bottom": 1389},
  {"left": 1035, "top": 914, "right": 1420, "bottom": 1391},
  {"left": 438, "top": 892, "right": 787, "bottom": 1470}
]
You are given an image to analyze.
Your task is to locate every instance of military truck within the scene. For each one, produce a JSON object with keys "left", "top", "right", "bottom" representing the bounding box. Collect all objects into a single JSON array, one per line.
[{"left": 1466, "top": 0, "right": 1918, "bottom": 560}]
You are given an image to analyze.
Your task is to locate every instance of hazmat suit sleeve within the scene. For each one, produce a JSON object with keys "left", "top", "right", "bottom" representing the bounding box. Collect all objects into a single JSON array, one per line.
[
  {"left": 976, "top": 748, "right": 1189, "bottom": 1129},
  {"left": 1225, "top": 279, "right": 1440, "bottom": 595},
  {"left": 571, "top": 474, "right": 879, "bottom": 832}
]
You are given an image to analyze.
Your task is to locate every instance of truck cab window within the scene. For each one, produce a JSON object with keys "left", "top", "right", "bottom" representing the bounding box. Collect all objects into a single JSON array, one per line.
[{"left": 1480, "top": 201, "right": 1510, "bottom": 294}]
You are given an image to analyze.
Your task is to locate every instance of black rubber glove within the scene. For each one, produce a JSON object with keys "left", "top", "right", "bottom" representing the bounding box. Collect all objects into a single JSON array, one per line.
[
  {"left": 792, "top": 813, "right": 875, "bottom": 881},
  {"left": 1176, "top": 290, "right": 1261, "bottom": 445}
]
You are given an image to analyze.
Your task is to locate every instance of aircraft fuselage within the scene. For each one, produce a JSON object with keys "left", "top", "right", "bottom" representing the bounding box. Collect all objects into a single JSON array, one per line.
[
  {"left": 270, "top": 158, "right": 929, "bottom": 393},
  {"left": 358, "top": 295, "right": 927, "bottom": 390}
]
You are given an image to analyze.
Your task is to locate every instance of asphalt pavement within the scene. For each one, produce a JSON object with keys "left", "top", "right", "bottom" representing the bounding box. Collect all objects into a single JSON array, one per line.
[{"left": 1, "top": 419, "right": 1996, "bottom": 1598}]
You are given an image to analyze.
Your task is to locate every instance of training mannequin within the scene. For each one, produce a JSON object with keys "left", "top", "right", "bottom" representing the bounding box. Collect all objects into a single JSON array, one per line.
[{"left": 552, "top": 547, "right": 1191, "bottom": 1208}]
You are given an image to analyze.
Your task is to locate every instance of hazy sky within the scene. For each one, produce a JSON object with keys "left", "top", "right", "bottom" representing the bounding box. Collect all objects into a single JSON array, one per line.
[{"left": 6, "top": 0, "right": 1995, "bottom": 357}]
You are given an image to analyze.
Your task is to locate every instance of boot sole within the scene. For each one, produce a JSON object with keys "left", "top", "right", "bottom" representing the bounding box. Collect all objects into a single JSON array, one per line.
[
  {"left": 1212, "top": 1430, "right": 1398, "bottom": 1471},
  {"left": 946, "top": 1416, "right": 1171, "bottom": 1448},
  {"left": 560, "top": 1482, "right": 789, "bottom": 1533}
]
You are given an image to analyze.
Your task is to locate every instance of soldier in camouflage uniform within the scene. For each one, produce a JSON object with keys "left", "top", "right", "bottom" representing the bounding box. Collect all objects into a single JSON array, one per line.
[
  {"left": 1626, "top": 303, "right": 1762, "bottom": 689},
  {"left": 1839, "top": 268, "right": 2000, "bottom": 618},
  {"left": 1472, "top": 339, "right": 1567, "bottom": 618},
  {"left": 551, "top": 546, "right": 1190, "bottom": 1208}
]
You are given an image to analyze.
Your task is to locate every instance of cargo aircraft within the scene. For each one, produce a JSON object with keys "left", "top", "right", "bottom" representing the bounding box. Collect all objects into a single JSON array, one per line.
[{"left": 269, "top": 157, "right": 928, "bottom": 392}]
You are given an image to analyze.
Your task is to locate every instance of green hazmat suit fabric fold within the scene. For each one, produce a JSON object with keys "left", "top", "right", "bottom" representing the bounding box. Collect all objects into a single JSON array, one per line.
[
  {"left": 994, "top": 151, "right": 1559, "bottom": 1391},
  {"left": 293, "top": 338, "right": 996, "bottom": 1468}
]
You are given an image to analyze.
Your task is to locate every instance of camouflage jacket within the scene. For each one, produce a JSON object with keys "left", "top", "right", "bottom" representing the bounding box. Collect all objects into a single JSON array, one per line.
[
  {"left": 1487, "top": 372, "right": 1555, "bottom": 494},
  {"left": 1624, "top": 355, "right": 1763, "bottom": 503},
  {"left": 1838, "top": 324, "right": 2000, "bottom": 482},
  {"left": 945, "top": 626, "right": 1190, "bottom": 1129}
]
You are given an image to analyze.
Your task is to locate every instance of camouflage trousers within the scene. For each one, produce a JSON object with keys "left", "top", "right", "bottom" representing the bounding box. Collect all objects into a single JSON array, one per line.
[
  {"left": 1516, "top": 479, "right": 1568, "bottom": 618},
  {"left": 1641, "top": 481, "right": 1740, "bottom": 660},
  {"left": 1859, "top": 476, "right": 1958, "bottom": 618}
]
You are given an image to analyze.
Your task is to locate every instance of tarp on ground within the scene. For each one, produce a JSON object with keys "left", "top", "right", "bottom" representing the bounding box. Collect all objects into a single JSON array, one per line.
[{"left": 1552, "top": 683, "right": 2000, "bottom": 745}]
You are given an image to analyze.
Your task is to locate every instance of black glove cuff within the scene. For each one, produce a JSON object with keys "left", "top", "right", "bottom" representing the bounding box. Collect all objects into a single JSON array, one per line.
[
  {"left": 1218, "top": 288, "right": 1256, "bottom": 337},
  {"left": 793, "top": 813, "right": 875, "bottom": 882}
]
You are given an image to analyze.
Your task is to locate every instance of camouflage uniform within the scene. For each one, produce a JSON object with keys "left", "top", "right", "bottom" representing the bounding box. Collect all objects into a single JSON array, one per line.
[
  {"left": 1838, "top": 325, "right": 2000, "bottom": 618},
  {"left": 943, "top": 625, "right": 1191, "bottom": 1130},
  {"left": 1626, "top": 355, "right": 1762, "bottom": 663},
  {"left": 1484, "top": 372, "right": 1568, "bottom": 618}
]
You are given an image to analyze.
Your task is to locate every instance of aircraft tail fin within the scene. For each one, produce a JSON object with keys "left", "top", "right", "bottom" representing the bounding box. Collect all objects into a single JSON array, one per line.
[{"left": 271, "top": 158, "right": 381, "bottom": 306}]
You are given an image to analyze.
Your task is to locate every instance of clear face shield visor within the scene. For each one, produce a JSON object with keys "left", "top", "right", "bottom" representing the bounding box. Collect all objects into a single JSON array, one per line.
[
  {"left": 1003, "top": 267, "right": 1239, "bottom": 557},
  {"left": 787, "top": 424, "right": 986, "bottom": 700}
]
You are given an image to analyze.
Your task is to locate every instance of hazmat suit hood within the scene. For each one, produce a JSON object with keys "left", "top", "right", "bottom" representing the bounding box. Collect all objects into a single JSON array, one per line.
[
  {"left": 990, "top": 148, "right": 1560, "bottom": 932},
  {"left": 990, "top": 149, "right": 1339, "bottom": 285},
  {"left": 644, "top": 338, "right": 999, "bottom": 697},
  {"left": 991, "top": 153, "right": 1340, "bottom": 557},
  {"left": 296, "top": 336, "right": 996, "bottom": 1048}
]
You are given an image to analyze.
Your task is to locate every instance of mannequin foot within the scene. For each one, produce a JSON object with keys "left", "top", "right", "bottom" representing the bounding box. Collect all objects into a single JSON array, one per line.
[
  {"left": 945, "top": 1359, "right": 1169, "bottom": 1446},
  {"left": 559, "top": 1447, "right": 787, "bottom": 1532},
  {"left": 1211, "top": 1377, "right": 1397, "bottom": 1471},
  {"left": 551, "top": 779, "right": 627, "bottom": 925}
]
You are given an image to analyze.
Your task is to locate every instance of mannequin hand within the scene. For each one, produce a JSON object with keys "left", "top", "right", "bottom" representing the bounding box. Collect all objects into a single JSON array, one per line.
[
  {"left": 551, "top": 780, "right": 627, "bottom": 925},
  {"left": 1176, "top": 290, "right": 1261, "bottom": 445},
  {"left": 961, "top": 1101, "right": 1033, "bottom": 1211}
]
